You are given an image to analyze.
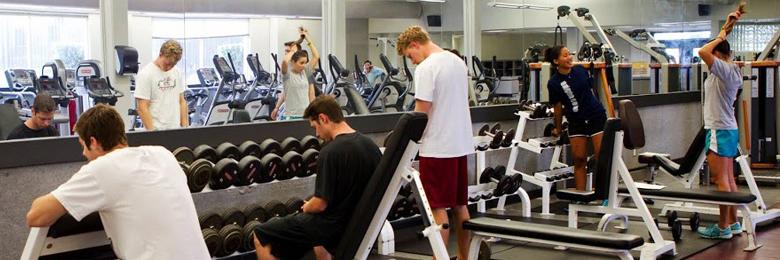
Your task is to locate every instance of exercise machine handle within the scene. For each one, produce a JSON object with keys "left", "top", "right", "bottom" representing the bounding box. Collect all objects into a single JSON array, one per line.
[{"left": 380, "top": 53, "right": 399, "bottom": 76}]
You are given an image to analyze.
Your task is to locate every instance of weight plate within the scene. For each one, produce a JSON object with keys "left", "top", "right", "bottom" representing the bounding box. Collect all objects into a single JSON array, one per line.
[
  {"left": 478, "top": 124, "right": 490, "bottom": 136},
  {"left": 237, "top": 156, "right": 261, "bottom": 186},
  {"left": 280, "top": 137, "right": 302, "bottom": 154},
  {"left": 258, "top": 139, "right": 281, "bottom": 156},
  {"left": 493, "top": 166, "right": 507, "bottom": 178},
  {"left": 172, "top": 147, "right": 194, "bottom": 164},
  {"left": 490, "top": 123, "right": 502, "bottom": 134},
  {"left": 189, "top": 159, "right": 214, "bottom": 192},
  {"left": 672, "top": 220, "right": 683, "bottom": 241},
  {"left": 193, "top": 145, "right": 218, "bottom": 162},
  {"left": 244, "top": 205, "right": 268, "bottom": 223},
  {"left": 210, "top": 158, "right": 239, "bottom": 190},
  {"left": 285, "top": 197, "right": 305, "bottom": 215},
  {"left": 690, "top": 212, "right": 700, "bottom": 232},
  {"left": 301, "top": 149, "right": 319, "bottom": 177},
  {"left": 202, "top": 228, "right": 222, "bottom": 257},
  {"left": 240, "top": 220, "right": 263, "bottom": 253},
  {"left": 300, "top": 135, "right": 321, "bottom": 151},
  {"left": 199, "top": 213, "right": 224, "bottom": 229},
  {"left": 216, "top": 142, "right": 241, "bottom": 160},
  {"left": 265, "top": 200, "right": 289, "bottom": 218},
  {"left": 222, "top": 208, "right": 247, "bottom": 227},
  {"left": 502, "top": 129, "right": 516, "bottom": 147},
  {"left": 399, "top": 183, "right": 413, "bottom": 197},
  {"left": 239, "top": 140, "right": 261, "bottom": 158},
  {"left": 509, "top": 174, "right": 523, "bottom": 194},
  {"left": 666, "top": 211, "right": 678, "bottom": 229},
  {"left": 479, "top": 167, "right": 495, "bottom": 184},
  {"left": 543, "top": 123, "right": 555, "bottom": 137},
  {"left": 280, "top": 151, "right": 303, "bottom": 180},
  {"left": 217, "top": 224, "right": 242, "bottom": 257},
  {"left": 257, "top": 154, "right": 282, "bottom": 183},
  {"left": 489, "top": 131, "right": 504, "bottom": 149},
  {"left": 478, "top": 240, "right": 491, "bottom": 260}
]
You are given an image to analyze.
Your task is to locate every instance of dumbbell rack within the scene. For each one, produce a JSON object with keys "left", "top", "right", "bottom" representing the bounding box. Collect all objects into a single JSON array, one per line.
[
  {"left": 472, "top": 144, "right": 531, "bottom": 218},
  {"left": 504, "top": 110, "right": 578, "bottom": 216}
]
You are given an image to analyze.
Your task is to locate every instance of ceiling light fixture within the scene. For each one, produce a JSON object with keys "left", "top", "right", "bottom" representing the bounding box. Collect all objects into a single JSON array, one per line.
[
  {"left": 418, "top": 0, "right": 446, "bottom": 3},
  {"left": 487, "top": 0, "right": 552, "bottom": 10}
]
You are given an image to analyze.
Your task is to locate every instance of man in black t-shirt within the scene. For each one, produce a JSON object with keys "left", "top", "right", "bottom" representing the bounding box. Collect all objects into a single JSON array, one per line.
[
  {"left": 253, "top": 95, "right": 381, "bottom": 260},
  {"left": 6, "top": 94, "right": 59, "bottom": 140}
]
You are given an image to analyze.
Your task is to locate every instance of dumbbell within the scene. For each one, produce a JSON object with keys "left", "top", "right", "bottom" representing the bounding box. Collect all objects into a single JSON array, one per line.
[
  {"left": 257, "top": 153, "right": 282, "bottom": 183},
  {"left": 236, "top": 156, "right": 261, "bottom": 186},
  {"left": 300, "top": 135, "right": 322, "bottom": 151},
  {"left": 279, "top": 151, "right": 303, "bottom": 180},
  {"left": 286, "top": 197, "right": 305, "bottom": 215},
  {"left": 405, "top": 197, "right": 419, "bottom": 217},
  {"left": 244, "top": 204, "right": 269, "bottom": 224},
  {"left": 398, "top": 183, "right": 413, "bottom": 197},
  {"left": 216, "top": 223, "right": 242, "bottom": 257},
  {"left": 199, "top": 213, "right": 224, "bottom": 257},
  {"left": 388, "top": 197, "right": 409, "bottom": 221},
  {"left": 477, "top": 123, "right": 505, "bottom": 149},
  {"left": 180, "top": 158, "right": 213, "bottom": 192},
  {"left": 280, "top": 137, "right": 302, "bottom": 154},
  {"left": 258, "top": 139, "right": 281, "bottom": 156},
  {"left": 301, "top": 149, "right": 319, "bottom": 177},
  {"left": 650, "top": 216, "right": 684, "bottom": 242},
  {"left": 172, "top": 146, "right": 194, "bottom": 164},
  {"left": 216, "top": 142, "right": 241, "bottom": 160},
  {"left": 265, "top": 200, "right": 289, "bottom": 219},
  {"left": 239, "top": 140, "right": 261, "bottom": 158},
  {"left": 209, "top": 158, "right": 239, "bottom": 190},
  {"left": 193, "top": 144, "right": 218, "bottom": 162},
  {"left": 240, "top": 220, "right": 263, "bottom": 253},
  {"left": 478, "top": 166, "right": 522, "bottom": 197},
  {"left": 659, "top": 211, "right": 700, "bottom": 240},
  {"left": 222, "top": 208, "right": 247, "bottom": 227}
]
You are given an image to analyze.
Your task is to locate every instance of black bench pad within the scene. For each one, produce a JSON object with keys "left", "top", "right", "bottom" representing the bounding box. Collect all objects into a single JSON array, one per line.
[
  {"left": 618, "top": 187, "right": 756, "bottom": 204},
  {"left": 463, "top": 217, "right": 644, "bottom": 250},
  {"left": 637, "top": 153, "right": 681, "bottom": 175}
]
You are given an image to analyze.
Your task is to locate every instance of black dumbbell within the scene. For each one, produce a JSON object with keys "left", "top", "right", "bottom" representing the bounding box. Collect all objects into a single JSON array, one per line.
[
  {"left": 666, "top": 211, "right": 701, "bottom": 233},
  {"left": 265, "top": 200, "right": 289, "bottom": 218},
  {"left": 501, "top": 128, "right": 516, "bottom": 147},
  {"left": 477, "top": 124, "right": 504, "bottom": 149},
  {"left": 236, "top": 156, "right": 261, "bottom": 186},
  {"left": 210, "top": 158, "right": 239, "bottom": 190},
  {"left": 258, "top": 139, "right": 281, "bottom": 156},
  {"left": 301, "top": 149, "right": 319, "bottom": 177},
  {"left": 300, "top": 135, "right": 321, "bottom": 151},
  {"left": 239, "top": 140, "right": 261, "bottom": 158},
  {"left": 216, "top": 223, "right": 242, "bottom": 257},
  {"left": 172, "top": 146, "right": 194, "bottom": 164},
  {"left": 279, "top": 151, "right": 303, "bottom": 180},
  {"left": 257, "top": 153, "right": 282, "bottom": 183},
  {"left": 181, "top": 158, "right": 213, "bottom": 192},
  {"left": 216, "top": 142, "right": 241, "bottom": 160},
  {"left": 280, "top": 137, "right": 302, "bottom": 154},
  {"left": 285, "top": 197, "right": 305, "bottom": 215},
  {"left": 194, "top": 144, "right": 218, "bottom": 162},
  {"left": 388, "top": 197, "right": 408, "bottom": 221},
  {"left": 244, "top": 204, "right": 269, "bottom": 224},
  {"left": 200, "top": 213, "right": 224, "bottom": 230},
  {"left": 202, "top": 227, "right": 221, "bottom": 257},
  {"left": 222, "top": 208, "right": 247, "bottom": 227},
  {"left": 240, "top": 220, "right": 263, "bottom": 253}
]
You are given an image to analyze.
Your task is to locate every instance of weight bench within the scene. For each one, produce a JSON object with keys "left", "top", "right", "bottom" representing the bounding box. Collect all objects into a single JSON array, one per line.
[
  {"left": 21, "top": 213, "right": 116, "bottom": 259},
  {"left": 637, "top": 127, "right": 706, "bottom": 188},
  {"left": 613, "top": 99, "right": 762, "bottom": 251}
]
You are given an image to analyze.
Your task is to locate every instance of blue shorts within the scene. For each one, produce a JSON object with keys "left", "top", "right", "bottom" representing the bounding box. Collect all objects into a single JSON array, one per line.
[
  {"left": 280, "top": 115, "right": 303, "bottom": 121},
  {"left": 704, "top": 129, "right": 739, "bottom": 158}
]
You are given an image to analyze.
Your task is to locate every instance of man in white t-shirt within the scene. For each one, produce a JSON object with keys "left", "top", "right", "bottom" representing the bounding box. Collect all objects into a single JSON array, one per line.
[
  {"left": 397, "top": 25, "right": 473, "bottom": 259},
  {"left": 135, "top": 39, "right": 188, "bottom": 130},
  {"left": 26, "top": 104, "right": 209, "bottom": 260}
]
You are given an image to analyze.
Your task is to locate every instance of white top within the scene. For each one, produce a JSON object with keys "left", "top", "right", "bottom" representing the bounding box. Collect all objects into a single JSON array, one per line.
[
  {"left": 51, "top": 146, "right": 210, "bottom": 260},
  {"left": 134, "top": 63, "right": 185, "bottom": 130},
  {"left": 414, "top": 51, "right": 474, "bottom": 158},
  {"left": 282, "top": 65, "right": 312, "bottom": 117},
  {"left": 703, "top": 58, "right": 742, "bottom": 130}
]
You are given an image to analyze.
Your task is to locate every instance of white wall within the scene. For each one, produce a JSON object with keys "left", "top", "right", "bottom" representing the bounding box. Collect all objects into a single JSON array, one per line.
[{"left": 481, "top": 32, "right": 558, "bottom": 60}]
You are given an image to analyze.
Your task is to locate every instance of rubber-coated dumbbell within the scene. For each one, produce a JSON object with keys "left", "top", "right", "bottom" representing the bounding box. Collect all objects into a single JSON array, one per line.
[
  {"left": 301, "top": 149, "right": 319, "bottom": 177},
  {"left": 478, "top": 166, "right": 522, "bottom": 196},
  {"left": 193, "top": 144, "right": 218, "bottom": 162},
  {"left": 244, "top": 204, "right": 269, "bottom": 223},
  {"left": 257, "top": 153, "right": 282, "bottom": 183},
  {"left": 286, "top": 197, "right": 305, "bottom": 215},
  {"left": 199, "top": 213, "right": 224, "bottom": 257},
  {"left": 210, "top": 158, "right": 239, "bottom": 190},
  {"left": 240, "top": 220, "right": 263, "bottom": 253},
  {"left": 216, "top": 223, "right": 242, "bottom": 257},
  {"left": 239, "top": 140, "right": 261, "bottom": 158},
  {"left": 258, "top": 139, "right": 281, "bottom": 156},
  {"left": 236, "top": 156, "right": 261, "bottom": 186},
  {"left": 477, "top": 124, "right": 504, "bottom": 149},
  {"left": 180, "top": 158, "right": 213, "bottom": 192},
  {"left": 665, "top": 211, "right": 700, "bottom": 235},
  {"left": 300, "top": 135, "right": 321, "bottom": 151},
  {"left": 172, "top": 146, "right": 194, "bottom": 164},
  {"left": 265, "top": 200, "right": 289, "bottom": 219},
  {"left": 388, "top": 197, "right": 408, "bottom": 221},
  {"left": 216, "top": 142, "right": 241, "bottom": 160},
  {"left": 222, "top": 208, "right": 247, "bottom": 227},
  {"left": 279, "top": 151, "right": 303, "bottom": 180},
  {"left": 280, "top": 137, "right": 302, "bottom": 154}
]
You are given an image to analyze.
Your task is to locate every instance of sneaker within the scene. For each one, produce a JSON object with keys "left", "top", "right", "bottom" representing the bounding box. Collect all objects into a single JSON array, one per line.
[
  {"left": 730, "top": 222, "right": 743, "bottom": 235},
  {"left": 697, "top": 224, "right": 733, "bottom": 239},
  {"left": 601, "top": 199, "right": 609, "bottom": 206}
]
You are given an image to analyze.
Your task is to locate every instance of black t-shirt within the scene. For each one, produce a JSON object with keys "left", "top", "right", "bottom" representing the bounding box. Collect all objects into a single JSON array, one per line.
[
  {"left": 6, "top": 123, "right": 58, "bottom": 140},
  {"left": 314, "top": 132, "right": 381, "bottom": 227},
  {"left": 547, "top": 66, "right": 606, "bottom": 122}
]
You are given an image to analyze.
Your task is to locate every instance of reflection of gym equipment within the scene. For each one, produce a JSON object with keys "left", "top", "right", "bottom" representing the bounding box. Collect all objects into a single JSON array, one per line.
[
  {"left": 205, "top": 54, "right": 251, "bottom": 125},
  {"left": 75, "top": 60, "right": 125, "bottom": 106},
  {"left": 2, "top": 69, "right": 38, "bottom": 116},
  {"left": 244, "top": 53, "right": 278, "bottom": 122},
  {"left": 471, "top": 56, "right": 499, "bottom": 104},
  {"left": 325, "top": 54, "right": 369, "bottom": 116},
  {"left": 366, "top": 54, "right": 404, "bottom": 113}
]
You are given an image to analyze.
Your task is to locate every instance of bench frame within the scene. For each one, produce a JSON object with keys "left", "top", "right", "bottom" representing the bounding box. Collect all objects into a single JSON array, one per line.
[
  {"left": 21, "top": 227, "right": 111, "bottom": 260},
  {"left": 467, "top": 230, "right": 635, "bottom": 260}
]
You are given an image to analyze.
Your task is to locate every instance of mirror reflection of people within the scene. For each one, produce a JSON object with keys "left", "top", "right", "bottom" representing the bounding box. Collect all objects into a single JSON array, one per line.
[
  {"left": 135, "top": 39, "right": 188, "bottom": 130},
  {"left": 272, "top": 27, "right": 320, "bottom": 120},
  {"left": 26, "top": 104, "right": 210, "bottom": 259},
  {"left": 7, "top": 94, "right": 59, "bottom": 140},
  {"left": 362, "top": 60, "right": 386, "bottom": 88}
]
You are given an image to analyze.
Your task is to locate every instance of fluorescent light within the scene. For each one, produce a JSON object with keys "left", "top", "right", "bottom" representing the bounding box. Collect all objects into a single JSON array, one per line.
[
  {"left": 419, "top": 0, "right": 446, "bottom": 3},
  {"left": 484, "top": 29, "right": 509, "bottom": 33},
  {"left": 487, "top": 1, "right": 552, "bottom": 10}
]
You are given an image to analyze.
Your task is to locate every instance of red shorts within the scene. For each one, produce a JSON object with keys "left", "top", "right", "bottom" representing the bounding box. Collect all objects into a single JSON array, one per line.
[{"left": 419, "top": 156, "right": 468, "bottom": 209}]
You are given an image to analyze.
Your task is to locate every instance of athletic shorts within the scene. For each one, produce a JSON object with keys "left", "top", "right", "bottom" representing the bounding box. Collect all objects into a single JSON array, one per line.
[
  {"left": 568, "top": 113, "right": 608, "bottom": 137},
  {"left": 705, "top": 129, "right": 739, "bottom": 158},
  {"left": 419, "top": 156, "right": 468, "bottom": 209},
  {"left": 280, "top": 115, "right": 303, "bottom": 121},
  {"left": 253, "top": 213, "right": 339, "bottom": 259}
]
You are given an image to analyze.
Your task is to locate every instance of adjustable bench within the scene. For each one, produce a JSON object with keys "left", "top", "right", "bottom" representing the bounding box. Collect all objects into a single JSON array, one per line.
[
  {"left": 637, "top": 128, "right": 706, "bottom": 189},
  {"left": 21, "top": 213, "right": 116, "bottom": 259},
  {"left": 613, "top": 99, "right": 763, "bottom": 251}
]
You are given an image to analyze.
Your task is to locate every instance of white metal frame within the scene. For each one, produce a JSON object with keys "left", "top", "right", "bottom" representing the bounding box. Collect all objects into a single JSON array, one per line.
[
  {"left": 20, "top": 227, "right": 112, "bottom": 260},
  {"left": 467, "top": 231, "right": 634, "bottom": 260}
]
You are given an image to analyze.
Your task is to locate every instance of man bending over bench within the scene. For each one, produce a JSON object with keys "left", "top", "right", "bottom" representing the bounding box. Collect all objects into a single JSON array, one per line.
[{"left": 252, "top": 95, "right": 382, "bottom": 260}]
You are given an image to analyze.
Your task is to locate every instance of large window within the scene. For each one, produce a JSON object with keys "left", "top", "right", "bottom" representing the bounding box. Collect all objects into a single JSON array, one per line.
[
  {"left": 0, "top": 13, "right": 89, "bottom": 87},
  {"left": 152, "top": 18, "right": 250, "bottom": 85},
  {"left": 730, "top": 23, "right": 780, "bottom": 53}
]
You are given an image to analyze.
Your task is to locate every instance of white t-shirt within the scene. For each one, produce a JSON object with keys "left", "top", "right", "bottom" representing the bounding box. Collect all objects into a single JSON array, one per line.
[
  {"left": 51, "top": 146, "right": 210, "bottom": 260},
  {"left": 282, "top": 65, "right": 313, "bottom": 117},
  {"left": 134, "top": 63, "right": 185, "bottom": 130},
  {"left": 414, "top": 51, "right": 474, "bottom": 158}
]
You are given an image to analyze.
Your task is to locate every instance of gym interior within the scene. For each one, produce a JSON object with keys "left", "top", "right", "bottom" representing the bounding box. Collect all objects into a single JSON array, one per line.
[{"left": 1, "top": 0, "right": 780, "bottom": 259}]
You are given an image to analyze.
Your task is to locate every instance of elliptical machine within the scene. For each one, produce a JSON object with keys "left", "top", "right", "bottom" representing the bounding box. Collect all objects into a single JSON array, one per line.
[
  {"left": 366, "top": 53, "right": 404, "bottom": 113},
  {"left": 471, "top": 56, "right": 501, "bottom": 105},
  {"left": 204, "top": 54, "right": 251, "bottom": 125},
  {"left": 245, "top": 53, "right": 278, "bottom": 121},
  {"left": 326, "top": 54, "right": 369, "bottom": 115}
]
